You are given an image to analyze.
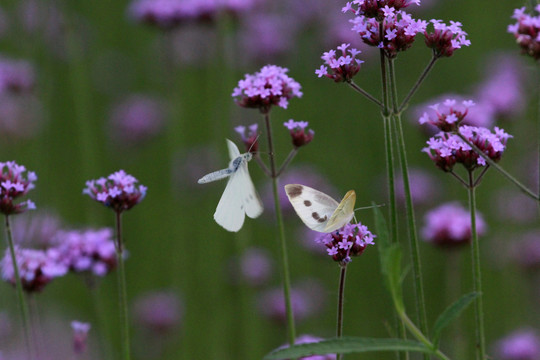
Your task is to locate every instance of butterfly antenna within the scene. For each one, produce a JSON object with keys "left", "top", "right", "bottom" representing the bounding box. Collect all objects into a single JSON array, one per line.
[
  {"left": 247, "top": 133, "right": 261, "bottom": 153},
  {"left": 353, "top": 203, "right": 385, "bottom": 212}
]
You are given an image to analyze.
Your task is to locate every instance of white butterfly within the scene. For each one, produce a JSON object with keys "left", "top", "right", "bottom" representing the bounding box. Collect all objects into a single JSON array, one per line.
[
  {"left": 198, "top": 139, "right": 263, "bottom": 232},
  {"left": 284, "top": 184, "right": 356, "bottom": 233}
]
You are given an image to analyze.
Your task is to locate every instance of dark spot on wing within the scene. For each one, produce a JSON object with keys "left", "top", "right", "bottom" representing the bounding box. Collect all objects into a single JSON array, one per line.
[
  {"left": 312, "top": 212, "right": 327, "bottom": 223},
  {"left": 249, "top": 194, "right": 254, "bottom": 200},
  {"left": 240, "top": 205, "right": 244, "bottom": 210},
  {"left": 286, "top": 185, "right": 303, "bottom": 198},
  {"left": 304, "top": 200, "right": 312, "bottom": 207}
]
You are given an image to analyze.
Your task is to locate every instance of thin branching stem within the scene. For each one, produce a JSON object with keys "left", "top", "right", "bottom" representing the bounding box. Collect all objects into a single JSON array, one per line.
[
  {"left": 264, "top": 112, "right": 296, "bottom": 346},
  {"left": 348, "top": 81, "right": 384, "bottom": 108},
  {"left": 336, "top": 265, "right": 348, "bottom": 360},
  {"left": 473, "top": 166, "right": 490, "bottom": 188},
  {"left": 399, "top": 312, "right": 451, "bottom": 360},
  {"left": 449, "top": 171, "right": 469, "bottom": 188},
  {"left": 277, "top": 148, "right": 299, "bottom": 177},
  {"left": 254, "top": 155, "right": 272, "bottom": 177},
  {"left": 115, "top": 211, "right": 131, "bottom": 360},
  {"left": 398, "top": 55, "right": 438, "bottom": 113}
]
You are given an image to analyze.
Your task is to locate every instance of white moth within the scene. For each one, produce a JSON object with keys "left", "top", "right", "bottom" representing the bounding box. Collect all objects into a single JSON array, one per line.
[
  {"left": 284, "top": 184, "right": 356, "bottom": 233},
  {"left": 198, "top": 139, "right": 263, "bottom": 232}
]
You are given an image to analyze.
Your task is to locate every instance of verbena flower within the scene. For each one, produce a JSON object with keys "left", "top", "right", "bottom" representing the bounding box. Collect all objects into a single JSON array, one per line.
[
  {"left": 83, "top": 170, "right": 147, "bottom": 213},
  {"left": 422, "top": 126, "right": 512, "bottom": 172},
  {"left": 232, "top": 65, "right": 303, "bottom": 113},
  {"left": 424, "top": 19, "right": 471, "bottom": 58},
  {"left": 315, "top": 43, "right": 364, "bottom": 82},
  {"left": 418, "top": 98, "right": 476, "bottom": 132},
  {"left": 350, "top": 10, "right": 427, "bottom": 58},
  {"left": 55, "top": 228, "right": 117, "bottom": 277},
  {"left": 421, "top": 202, "right": 486, "bottom": 247},
  {"left": 495, "top": 328, "right": 540, "bottom": 360},
  {"left": 234, "top": 123, "right": 259, "bottom": 153},
  {"left": 133, "top": 291, "right": 183, "bottom": 333},
  {"left": 508, "top": 6, "right": 540, "bottom": 60},
  {"left": 394, "top": 168, "right": 437, "bottom": 206},
  {"left": 283, "top": 119, "right": 314, "bottom": 148},
  {"left": 342, "top": 0, "right": 420, "bottom": 19},
  {"left": 278, "top": 334, "right": 337, "bottom": 360},
  {"left": 233, "top": 247, "right": 273, "bottom": 287},
  {"left": 71, "top": 321, "right": 91, "bottom": 355},
  {"left": 315, "top": 223, "right": 375, "bottom": 264},
  {"left": 0, "top": 57, "right": 35, "bottom": 95},
  {"left": 0, "top": 161, "right": 37, "bottom": 215},
  {"left": 1, "top": 247, "right": 67, "bottom": 292},
  {"left": 0, "top": 94, "right": 43, "bottom": 141}
]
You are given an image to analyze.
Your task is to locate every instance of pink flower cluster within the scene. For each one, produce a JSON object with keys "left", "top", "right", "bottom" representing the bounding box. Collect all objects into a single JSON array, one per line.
[
  {"left": 234, "top": 123, "right": 259, "bottom": 153},
  {"left": 0, "top": 161, "right": 37, "bottom": 215},
  {"left": 315, "top": 223, "right": 375, "bottom": 264},
  {"left": 316, "top": 43, "right": 364, "bottom": 82},
  {"left": 422, "top": 125, "right": 512, "bottom": 172},
  {"left": 232, "top": 65, "right": 303, "bottom": 113},
  {"left": 83, "top": 170, "right": 147, "bottom": 213},
  {"left": 283, "top": 119, "right": 314, "bottom": 148},
  {"left": 0, "top": 57, "right": 35, "bottom": 95},
  {"left": 419, "top": 99, "right": 476, "bottom": 132},
  {"left": 424, "top": 19, "right": 471, "bottom": 58},
  {"left": 342, "top": 0, "right": 420, "bottom": 19},
  {"left": 508, "top": 6, "right": 540, "bottom": 60},
  {"left": 421, "top": 202, "right": 486, "bottom": 247}
]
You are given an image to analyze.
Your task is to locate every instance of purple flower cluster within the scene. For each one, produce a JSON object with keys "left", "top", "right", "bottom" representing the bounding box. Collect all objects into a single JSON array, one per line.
[
  {"left": 283, "top": 119, "right": 314, "bottom": 148},
  {"left": 235, "top": 247, "right": 273, "bottom": 287},
  {"left": 421, "top": 202, "right": 486, "bottom": 247},
  {"left": 424, "top": 19, "right": 471, "bottom": 58},
  {"left": 1, "top": 247, "right": 67, "bottom": 292},
  {"left": 71, "top": 321, "right": 91, "bottom": 355},
  {"left": 419, "top": 99, "right": 476, "bottom": 132},
  {"left": 234, "top": 123, "right": 259, "bottom": 153},
  {"left": 508, "top": 6, "right": 540, "bottom": 60},
  {"left": 315, "top": 43, "right": 364, "bottom": 82},
  {"left": 495, "top": 328, "right": 540, "bottom": 360},
  {"left": 315, "top": 223, "right": 375, "bottom": 264},
  {"left": 0, "top": 57, "right": 35, "bottom": 95},
  {"left": 55, "top": 228, "right": 117, "bottom": 277},
  {"left": 0, "top": 161, "right": 37, "bottom": 215},
  {"left": 342, "top": 0, "right": 420, "bottom": 19},
  {"left": 232, "top": 65, "right": 303, "bottom": 113},
  {"left": 422, "top": 125, "right": 512, "bottom": 172},
  {"left": 83, "top": 170, "right": 147, "bottom": 213},
  {"left": 133, "top": 291, "right": 183, "bottom": 333}
]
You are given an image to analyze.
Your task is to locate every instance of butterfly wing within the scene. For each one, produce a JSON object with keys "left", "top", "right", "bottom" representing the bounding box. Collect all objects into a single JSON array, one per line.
[
  {"left": 238, "top": 162, "right": 263, "bottom": 219},
  {"left": 284, "top": 184, "right": 339, "bottom": 232},
  {"left": 324, "top": 190, "right": 356, "bottom": 232},
  {"left": 214, "top": 171, "right": 246, "bottom": 232},
  {"left": 226, "top": 139, "right": 241, "bottom": 160}
]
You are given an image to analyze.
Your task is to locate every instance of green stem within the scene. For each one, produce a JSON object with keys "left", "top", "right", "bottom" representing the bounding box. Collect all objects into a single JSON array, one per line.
[
  {"left": 336, "top": 265, "right": 348, "bottom": 360},
  {"left": 4, "top": 215, "right": 34, "bottom": 359},
  {"left": 115, "top": 211, "right": 131, "bottom": 360},
  {"left": 455, "top": 133, "right": 538, "bottom": 200},
  {"left": 467, "top": 172, "right": 486, "bottom": 360},
  {"left": 348, "top": 81, "right": 384, "bottom": 108},
  {"left": 264, "top": 112, "right": 296, "bottom": 346},
  {"left": 398, "top": 56, "right": 438, "bottom": 113},
  {"left": 276, "top": 148, "right": 298, "bottom": 177},
  {"left": 388, "top": 59, "right": 429, "bottom": 344},
  {"left": 399, "top": 312, "right": 451, "bottom": 360}
]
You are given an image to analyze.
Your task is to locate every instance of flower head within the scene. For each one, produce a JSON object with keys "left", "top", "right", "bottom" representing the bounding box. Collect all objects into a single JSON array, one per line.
[
  {"left": 283, "top": 120, "right": 314, "bottom": 148},
  {"left": 0, "top": 161, "right": 37, "bottom": 215},
  {"left": 232, "top": 65, "right": 302, "bottom": 113},
  {"left": 1, "top": 247, "right": 67, "bottom": 292},
  {"left": 233, "top": 247, "right": 273, "bottom": 287},
  {"left": 342, "top": 0, "right": 420, "bottom": 19},
  {"left": 495, "top": 328, "right": 540, "bottom": 360},
  {"left": 424, "top": 19, "right": 470, "bottom": 58},
  {"left": 234, "top": 123, "right": 259, "bottom": 153},
  {"left": 71, "top": 321, "right": 91, "bottom": 355},
  {"left": 316, "top": 43, "right": 364, "bottom": 82},
  {"left": 315, "top": 223, "right": 375, "bottom": 264},
  {"left": 133, "top": 291, "right": 183, "bottom": 333},
  {"left": 422, "top": 125, "right": 512, "bottom": 172},
  {"left": 418, "top": 98, "right": 476, "bottom": 132},
  {"left": 0, "top": 57, "right": 35, "bottom": 95},
  {"left": 421, "top": 202, "right": 486, "bottom": 247},
  {"left": 83, "top": 170, "right": 147, "bottom": 213},
  {"left": 508, "top": 6, "right": 540, "bottom": 60}
]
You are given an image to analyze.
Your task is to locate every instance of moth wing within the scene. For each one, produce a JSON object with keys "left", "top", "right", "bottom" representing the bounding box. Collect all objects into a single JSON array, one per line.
[
  {"left": 324, "top": 190, "right": 356, "bottom": 233},
  {"left": 238, "top": 162, "right": 263, "bottom": 219},
  {"left": 214, "top": 172, "right": 246, "bottom": 232},
  {"left": 284, "top": 184, "right": 339, "bottom": 232},
  {"left": 226, "top": 139, "right": 241, "bottom": 160}
]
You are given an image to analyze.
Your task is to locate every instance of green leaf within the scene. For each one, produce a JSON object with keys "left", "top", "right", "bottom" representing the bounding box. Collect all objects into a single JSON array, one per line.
[
  {"left": 432, "top": 292, "right": 480, "bottom": 347},
  {"left": 264, "top": 337, "right": 433, "bottom": 359}
]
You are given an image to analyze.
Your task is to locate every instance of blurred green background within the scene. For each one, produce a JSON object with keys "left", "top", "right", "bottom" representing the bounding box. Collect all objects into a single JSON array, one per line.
[{"left": 0, "top": 0, "right": 538, "bottom": 359}]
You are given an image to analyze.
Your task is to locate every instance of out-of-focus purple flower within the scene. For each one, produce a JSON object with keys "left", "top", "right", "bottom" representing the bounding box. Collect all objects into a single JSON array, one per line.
[
  {"left": 494, "top": 189, "right": 538, "bottom": 225},
  {"left": 0, "top": 161, "right": 37, "bottom": 215},
  {"left": 133, "top": 291, "right": 183, "bottom": 333},
  {"left": 235, "top": 123, "right": 259, "bottom": 153},
  {"left": 421, "top": 202, "right": 486, "bottom": 247},
  {"left": 342, "top": 0, "right": 420, "bottom": 19},
  {"left": 511, "top": 231, "right": 540, "bottom": 270},
  {"left": 232, "top": 247, "right": 273, "bottom": 287},
  {"left": 418, "top": 98, "right": 476, "bottom": 132},
  {"left": 83, "top": 170, "right": 147, "bottom": 213},
  {"left": 495, "top": 328, "right": 540, "bottom": 360},
  {"left": 316, "top": 43, "right": 364, "bottom": 83},
  {"left": 71, "top": 321, "right": 91, "bottom": 355},
  {"left": 508, "top": 6, "right": 540, "bottom": 60},
  {"left": 394, "top": 168, "right": 438, "bottom": 206},
  {"left": 0, "top": 94, "right": 43, "bottom": 141},
  {"left": 422, "top": 125, "right": 512, "bottom": 172},
  {"left": 278, "top": 334, "right": 336, "bottom": 360},
  {"left": 11, "top": 210, "right": 62, "bottom": 249},
  {"left": 232, "top": 65, "right": 302, "bottom": 112},
  {"left": 315, "top": 223, "right": 375, "bottom": 264},
  {"left": 55, "top": 228, "right": 117, "bottom": 277},
  {"left": 283, "top": 120, "right": 314, "bottom": 148},
  {"left": 108, "top": 94, "right": 167, "bottom": 146},
  {"left": 424, "top": 19, "right": 471, "bottom": 58},
  {"left": 0, "top": 57, "right": 35, "bottom": 95},
  {"left": 1, "top": 247, "right": 67, "bottom": 292}
]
